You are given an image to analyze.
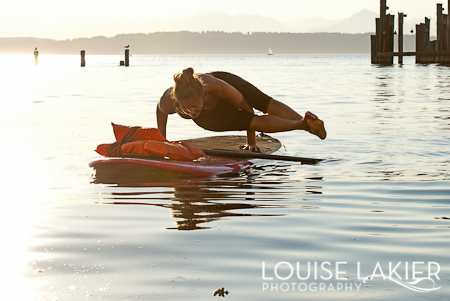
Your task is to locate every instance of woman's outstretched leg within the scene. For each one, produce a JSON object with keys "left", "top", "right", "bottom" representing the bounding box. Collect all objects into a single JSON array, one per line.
[
  {"left": 264, "top": 99, "right": 326, "bottom": 139},
  {"left": 250, "top": 103, "right": 327, "bottom": 140},
  {"left": 266, "top": 99, "right": 303, "bottom": 120}
]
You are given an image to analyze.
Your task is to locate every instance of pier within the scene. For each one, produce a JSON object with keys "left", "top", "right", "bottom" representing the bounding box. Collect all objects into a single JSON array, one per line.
[{"left": 371, "top": 0, "right": 450, "bottom": 65}]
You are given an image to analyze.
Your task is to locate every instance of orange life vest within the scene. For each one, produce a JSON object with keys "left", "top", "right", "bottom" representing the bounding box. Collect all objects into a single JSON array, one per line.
[
  {"left": 95, "top": 123, "right": 206, "bottom": 161},
  {"left": 111, "top": 122, "right": 167, "bottom": 142}
]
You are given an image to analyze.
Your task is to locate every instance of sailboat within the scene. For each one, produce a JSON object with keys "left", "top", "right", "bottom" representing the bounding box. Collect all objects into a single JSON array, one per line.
[{"left": 268, "top": 47, "right": 273, "bottom": 55}]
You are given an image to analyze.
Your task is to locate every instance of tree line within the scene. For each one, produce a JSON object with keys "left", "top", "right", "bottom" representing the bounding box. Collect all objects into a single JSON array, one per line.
[{"left": 0, "top": 31, "right": 415, "bottom": 55}]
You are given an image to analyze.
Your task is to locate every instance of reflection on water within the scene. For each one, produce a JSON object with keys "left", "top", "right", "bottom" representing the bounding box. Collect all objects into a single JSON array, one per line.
[
  {"left": 355, "top": 63, "right": 450, "bottom": 182},
  {"left": 96, "top": 163, "right": 320, "bottom": 230}
]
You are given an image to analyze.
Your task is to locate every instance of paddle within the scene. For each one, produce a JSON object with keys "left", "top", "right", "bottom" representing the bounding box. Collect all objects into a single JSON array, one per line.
[
  {"left": 201, "top": 149, "right": 323, "bottom": 164},
  {"left": 119, "top": 149, "right": 323, "bottom": 164}
]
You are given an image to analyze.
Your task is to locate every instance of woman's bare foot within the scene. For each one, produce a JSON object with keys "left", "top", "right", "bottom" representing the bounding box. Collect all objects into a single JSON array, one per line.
[{"left": 301, "top": 111, "right": 327, "bottom": 140}]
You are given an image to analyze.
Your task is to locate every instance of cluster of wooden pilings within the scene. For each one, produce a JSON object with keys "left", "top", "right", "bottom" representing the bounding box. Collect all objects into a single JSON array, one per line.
[
  {"left": 416, "top": 2, "right": 450, "bottom": 64},
  {"left": 371, "top": 0, "right": 450, "bottom": 65},
  {"left": 120, "top": 49, "right": 130, "bottom": 66},
  {"left": 33, "top": 48, "right": 130, "bottom": 67}
]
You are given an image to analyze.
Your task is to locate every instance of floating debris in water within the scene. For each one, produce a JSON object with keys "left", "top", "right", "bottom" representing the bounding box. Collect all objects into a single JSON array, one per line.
[{"left": 213, "top": 287, "right": 229, "bottom": 297}]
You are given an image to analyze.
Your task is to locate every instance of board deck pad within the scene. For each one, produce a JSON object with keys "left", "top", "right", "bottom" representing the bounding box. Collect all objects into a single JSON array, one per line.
[
  {"left": 182, "top": 134, "right": 282, "bottom": 154},
  {"left": 90, "top": 135, "right": 282, "bottom": 183}
]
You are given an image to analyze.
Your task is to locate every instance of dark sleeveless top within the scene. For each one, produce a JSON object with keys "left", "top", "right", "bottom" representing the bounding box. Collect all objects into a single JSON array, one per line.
[{"left": 191, "top": 72, "right": 272, "bottom": 132}]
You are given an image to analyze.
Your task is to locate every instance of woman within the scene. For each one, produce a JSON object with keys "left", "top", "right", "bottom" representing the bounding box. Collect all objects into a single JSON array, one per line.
[{"left": 156, "top": 67, "right": 326, "bottom": 151}]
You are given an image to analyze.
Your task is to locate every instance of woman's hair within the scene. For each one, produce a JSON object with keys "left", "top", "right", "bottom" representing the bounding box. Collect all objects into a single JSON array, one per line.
[{"left": 171, "top": 67, "right": 204, "bottom": 102}]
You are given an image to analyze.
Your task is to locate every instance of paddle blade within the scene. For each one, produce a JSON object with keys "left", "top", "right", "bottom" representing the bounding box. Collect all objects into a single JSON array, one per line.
[{"left": 202, "top": 149, "right": 323, "bottom": 164}]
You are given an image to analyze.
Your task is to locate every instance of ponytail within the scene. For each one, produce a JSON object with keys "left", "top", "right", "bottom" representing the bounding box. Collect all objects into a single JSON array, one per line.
[{"left": 172, "top": 67, "right": 204, "bottom": 101}]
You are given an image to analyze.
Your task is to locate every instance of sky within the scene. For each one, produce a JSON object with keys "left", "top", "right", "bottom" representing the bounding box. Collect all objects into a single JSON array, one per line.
[{"left": 0, "top": 0, "right": 442, "bottom": 39}]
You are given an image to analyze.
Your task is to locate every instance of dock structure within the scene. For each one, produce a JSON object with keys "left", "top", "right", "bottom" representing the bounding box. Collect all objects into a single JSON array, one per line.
[{"left": 371, "top": 0, "right": 450, "bottom": 65}]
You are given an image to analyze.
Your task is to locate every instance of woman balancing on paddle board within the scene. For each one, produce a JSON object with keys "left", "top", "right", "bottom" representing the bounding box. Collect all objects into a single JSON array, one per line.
[{"left": 156, "top": 67, "right": 326, "bottom": 152}]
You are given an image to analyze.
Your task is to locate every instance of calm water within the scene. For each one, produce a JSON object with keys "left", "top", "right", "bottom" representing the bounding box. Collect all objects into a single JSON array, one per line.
[{"left": 0, "top": 54, "right": 449, "bottom": 300}]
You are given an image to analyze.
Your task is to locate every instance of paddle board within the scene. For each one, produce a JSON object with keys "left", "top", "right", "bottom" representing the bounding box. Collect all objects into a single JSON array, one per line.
[{"left": 89, "top": 134, "right": 282, "bottom": 183}]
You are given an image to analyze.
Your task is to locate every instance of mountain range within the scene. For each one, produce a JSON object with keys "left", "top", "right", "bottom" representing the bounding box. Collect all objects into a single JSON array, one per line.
[
  {"left": 78, "top": 9, "right": 378, "bottom": 37},
  {"left": 74, "top": 8, "right": 435, "bottom": 38}
]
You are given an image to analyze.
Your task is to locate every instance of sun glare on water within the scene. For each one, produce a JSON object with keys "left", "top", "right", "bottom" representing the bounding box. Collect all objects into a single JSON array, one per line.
[
  {"left": 0, "top": 148, "right": 51, "bottom": 300},
  {"left": 0, "top": 55, "right": 61, "bottom": 299},
  {"left": 1, "top": 55, "right": 78, "bottom": 109}
]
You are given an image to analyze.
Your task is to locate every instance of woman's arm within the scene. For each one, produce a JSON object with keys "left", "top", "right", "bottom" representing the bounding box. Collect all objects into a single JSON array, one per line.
[
  {"left": 156, "top": 105, "right": 168, "bottom": 138},
  {"left": 219, "top": 83, "right": 254, "bottom": 114},
  {"left": 216, "top": 79, "right": 262, "bottom": 151},
  {"left": 156, "top": 88, "right": 176, "bottom": 138},
  {"left": 243, "top": 130, "right": 260, "bottom": 152},
  {"left": 201, "top": 74, "right": 262, "bottom": 151},
  {"left": 202, "top": 74, "right": 254, "bottom": 114}
]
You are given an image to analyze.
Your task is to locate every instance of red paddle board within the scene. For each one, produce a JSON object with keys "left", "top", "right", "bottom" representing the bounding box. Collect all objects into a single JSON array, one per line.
[{"left": 89, "top": 135, "right": 282, "bottom": 183}]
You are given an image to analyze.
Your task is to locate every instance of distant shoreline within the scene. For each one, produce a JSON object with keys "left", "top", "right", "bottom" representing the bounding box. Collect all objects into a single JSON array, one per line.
[{"left": 0, "top": 31, "right": 416, "bottom": 55}]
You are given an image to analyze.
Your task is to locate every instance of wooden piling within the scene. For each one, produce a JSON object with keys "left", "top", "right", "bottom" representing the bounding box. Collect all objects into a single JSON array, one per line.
[
  {"left": 125, "top": 49, "right": 130, "bottom": 66},
  {"left": 416, "top": 18, "right": 432, "bottom": 64},
  {"left": 425, "top": 18, "right": 432, "bottom": 63},
  {"left": 81, "top": 50, "right": 86, "bottom": 67},
  {"left": 444, "top": 1, "right": 450, "bottom": 64},
  {"left": 373, "top": 17, "right": 381, "bottom": 63},
  {"left": 448, "top": 0, "right": 450, "bottom": 63},
  {"left": 380, "top": 0, "right": 387, "bottom": 22},
  {"left": 438, "top": 4, "right": 444, "bottom": 51},
  {"left": 415, "top": 23, "right": 422, "bottom": 64},
  {"left": 370, "top": 35, "right": 378, "bottom": 64},
  {"left": 371, "top": 0, "right": 394, "bottom": 64},
  {"left": 398, "top": 13, "right": 407, "bottom": 64},
  {"left": 444, "top": 14, "right": 449, "bottom": 64},
  {"left": 386, "top": 14, "right": 395, "bottom": 64},
  {"left": 437, "top": 3, "right": 444, "bottom": 63},
  {"left": 34, "top": 50, "right": 39, "bottom": 65}
]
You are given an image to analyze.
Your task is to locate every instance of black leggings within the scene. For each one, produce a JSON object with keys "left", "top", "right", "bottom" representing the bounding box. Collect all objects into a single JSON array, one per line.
[{"left": 193, "top": 72, "right": 272, "bottom": 132}]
